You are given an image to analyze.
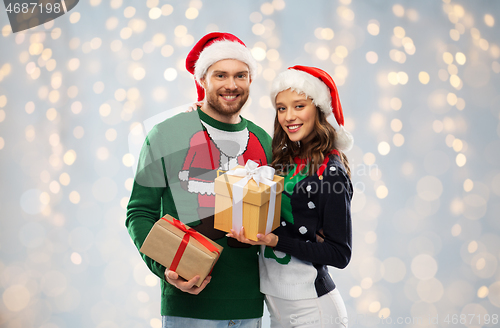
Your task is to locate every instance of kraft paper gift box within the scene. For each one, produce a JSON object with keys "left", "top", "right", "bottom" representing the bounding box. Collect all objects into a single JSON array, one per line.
[
  {"left": 214, "top": 161, "right": 284, "bottom": 241},
  {"left": 140, "top": 215, "right": 223, "bottom": 287}
]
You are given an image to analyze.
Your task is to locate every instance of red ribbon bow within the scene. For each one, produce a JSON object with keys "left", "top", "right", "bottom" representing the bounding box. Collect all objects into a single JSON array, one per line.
[{"left": 162, "top": 217, "right": 220, "bottom": 272}]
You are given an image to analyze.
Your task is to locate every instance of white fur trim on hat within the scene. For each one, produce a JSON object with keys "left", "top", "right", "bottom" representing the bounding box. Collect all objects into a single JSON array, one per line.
[
  {"left": 194, "top": 40, "right": 257, "bottom": 82},
  {"left": 271, "top": 69, "right": 332, "bottom": 117},
  {"left": 271, "top": 69, "right": 354, "bottom": 151}
]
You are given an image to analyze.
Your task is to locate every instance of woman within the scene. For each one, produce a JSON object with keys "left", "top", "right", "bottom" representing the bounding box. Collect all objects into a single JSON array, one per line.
[{"left": 228, "top": 65, "right": 353, "bottom": 328}]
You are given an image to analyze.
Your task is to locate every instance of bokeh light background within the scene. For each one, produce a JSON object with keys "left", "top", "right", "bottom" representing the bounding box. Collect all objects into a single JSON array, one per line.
[{"left": 1, "top": 0, "right": 500, "bottom": 327}]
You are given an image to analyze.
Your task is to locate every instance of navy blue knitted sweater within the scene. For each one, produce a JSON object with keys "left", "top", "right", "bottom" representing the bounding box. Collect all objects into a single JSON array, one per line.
[{"left": 259, "top": 153, "right": 353, "bottom": 300}]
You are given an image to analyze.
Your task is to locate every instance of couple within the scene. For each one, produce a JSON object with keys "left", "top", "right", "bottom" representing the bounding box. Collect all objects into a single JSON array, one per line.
[{"left": 126, "top": 32, "right": 353, "bottom": 328}]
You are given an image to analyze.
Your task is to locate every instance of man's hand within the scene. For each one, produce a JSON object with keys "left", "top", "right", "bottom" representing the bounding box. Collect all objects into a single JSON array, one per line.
[
  {"left": 227, "top": 227, "right": 278, "bottom": 247},
  {"left": 164, "top": 269, "right": 211, "bottom": 295}
]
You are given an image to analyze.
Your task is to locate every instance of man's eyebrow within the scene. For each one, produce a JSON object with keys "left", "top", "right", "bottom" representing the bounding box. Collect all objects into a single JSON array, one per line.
[{"left": 212, "top": 70, "right": 249, "bottom": 74}]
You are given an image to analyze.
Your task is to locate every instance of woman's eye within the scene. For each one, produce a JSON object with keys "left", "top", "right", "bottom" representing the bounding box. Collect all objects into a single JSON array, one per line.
[{"left": 277, "top": 107, "right": 285, "bottom": 111}]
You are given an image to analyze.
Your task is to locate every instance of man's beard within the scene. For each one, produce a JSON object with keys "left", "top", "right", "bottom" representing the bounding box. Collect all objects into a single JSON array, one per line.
[{"left": 206, "top": 92, "right": 249, "bottom": 117}]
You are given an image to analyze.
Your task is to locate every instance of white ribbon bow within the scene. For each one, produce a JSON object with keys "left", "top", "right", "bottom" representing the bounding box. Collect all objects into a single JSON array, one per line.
[{"left": 225, "top": 160, "right": 278, "bottom": 235}]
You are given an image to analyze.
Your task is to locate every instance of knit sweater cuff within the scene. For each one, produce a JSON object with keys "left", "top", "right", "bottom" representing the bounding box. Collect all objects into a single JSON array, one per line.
[{"left": 274, "top": 235, "right": 296, "bottom": 255}]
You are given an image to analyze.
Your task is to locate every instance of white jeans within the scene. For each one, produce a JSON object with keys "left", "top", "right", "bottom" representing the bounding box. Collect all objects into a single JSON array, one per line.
[{"left": 265, "top": 289, "right": 348, "bottom": 328}]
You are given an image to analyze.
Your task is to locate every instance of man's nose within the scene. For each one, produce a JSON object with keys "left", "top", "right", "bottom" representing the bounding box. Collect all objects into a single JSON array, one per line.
[{"left": 224, "top": 77, "right": 237, "bottom": 90}]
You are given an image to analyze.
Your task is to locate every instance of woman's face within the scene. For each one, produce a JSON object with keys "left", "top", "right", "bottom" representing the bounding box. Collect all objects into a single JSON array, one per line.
[{"left": 276, "top": 89, "right": 317, "bottom": 144}]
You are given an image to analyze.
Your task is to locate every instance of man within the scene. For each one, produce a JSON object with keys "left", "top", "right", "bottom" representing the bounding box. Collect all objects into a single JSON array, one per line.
[{"left": 126, "top": 32, "right": 271, "bottom": 328}]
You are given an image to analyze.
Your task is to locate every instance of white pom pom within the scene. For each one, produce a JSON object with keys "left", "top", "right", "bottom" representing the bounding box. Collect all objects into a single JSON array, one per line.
[
  {"left": 335, "top": 125, "right": 354, "bottom": 152},
  {"left": 326, "top": 114, "right": 353, "bottom": 151}
]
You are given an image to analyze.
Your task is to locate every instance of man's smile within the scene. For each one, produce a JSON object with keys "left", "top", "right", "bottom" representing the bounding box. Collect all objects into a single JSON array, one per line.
[{"left": 220, "top": 94, "right": 239, "bottom": 101}]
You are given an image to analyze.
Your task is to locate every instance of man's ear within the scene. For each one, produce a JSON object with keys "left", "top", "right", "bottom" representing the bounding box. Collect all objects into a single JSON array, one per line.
[{"left": 200, "top": 75, "right": 207, "bottom": 89}]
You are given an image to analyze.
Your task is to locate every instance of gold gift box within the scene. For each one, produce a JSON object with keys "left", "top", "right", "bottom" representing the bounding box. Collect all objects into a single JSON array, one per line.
[{"left": 214, "top": 166, "right": 284, "bottom": 241}]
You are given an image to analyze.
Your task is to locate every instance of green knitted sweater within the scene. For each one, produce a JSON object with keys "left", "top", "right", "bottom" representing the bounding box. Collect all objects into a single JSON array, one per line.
[{"left": 126, "top": 109, "right": 272, "bottom": 319}]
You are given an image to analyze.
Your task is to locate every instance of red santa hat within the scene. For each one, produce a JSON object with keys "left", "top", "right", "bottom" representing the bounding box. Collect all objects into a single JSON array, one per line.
[
  {"left": 186, "top": 32, "right": 257, "bottom": 101},
  {"left": 270, "top": 65, "right": 354, "bottom": 151}
]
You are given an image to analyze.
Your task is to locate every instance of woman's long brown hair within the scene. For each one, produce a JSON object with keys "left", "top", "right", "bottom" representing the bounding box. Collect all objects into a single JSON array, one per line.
[{"left": 270, "top": 106, "right": 351, "bottom": 178}]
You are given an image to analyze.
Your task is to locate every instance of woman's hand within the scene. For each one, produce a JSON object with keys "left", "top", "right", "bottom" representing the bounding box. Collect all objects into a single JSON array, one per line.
[
  {"left": 316, "top": 228, "right": 325, "bottom": 243},
  {"left": 186, "top": 101, "right": 204, "bottom": 112},
  {"left": 227, "top": 227, "right": 279, "bottom": 247}
]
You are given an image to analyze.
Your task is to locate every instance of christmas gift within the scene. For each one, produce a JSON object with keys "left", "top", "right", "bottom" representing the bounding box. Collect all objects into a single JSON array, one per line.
[
  {"left": 140, "top": 215, "right": 223, "bottom": 287},
  {"left": 214, "top": 160, "right": 284, "bottom": 241}
]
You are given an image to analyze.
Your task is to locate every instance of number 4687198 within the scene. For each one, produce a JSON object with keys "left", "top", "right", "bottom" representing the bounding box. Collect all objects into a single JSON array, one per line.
[
  {"left": 5, "top": 2, "right": 62, "bottom": 14},
  {"left": 444, "top": 314, "right": 498, "bottom": 325}
]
